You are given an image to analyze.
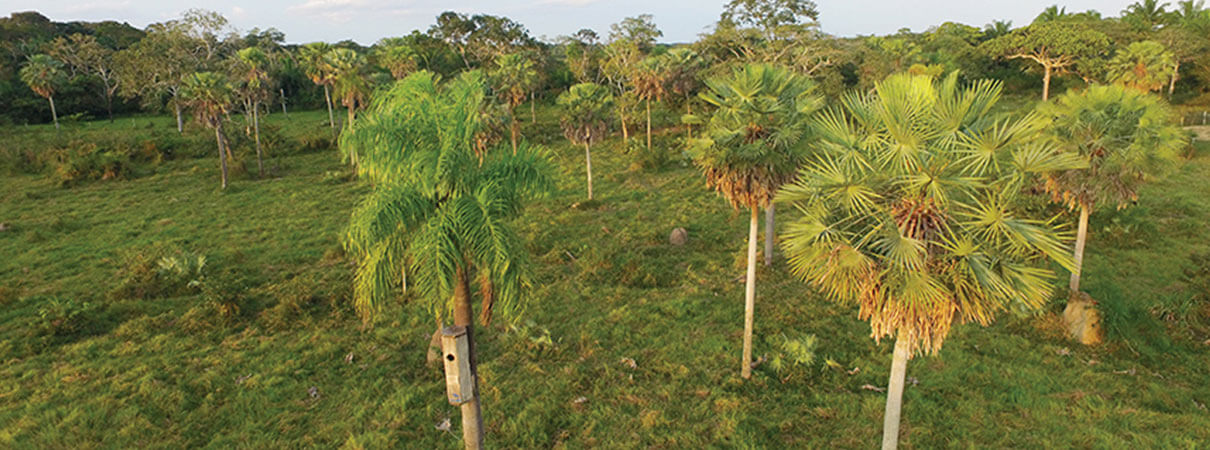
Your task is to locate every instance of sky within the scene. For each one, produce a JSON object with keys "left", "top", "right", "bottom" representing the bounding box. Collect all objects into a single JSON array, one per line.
[{"left": 2, "top": 0, "right": 1139, "bottom": 45}]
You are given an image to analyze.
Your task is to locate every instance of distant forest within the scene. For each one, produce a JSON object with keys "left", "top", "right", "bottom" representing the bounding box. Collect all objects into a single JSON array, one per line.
[{"left": 3, "top": 1, "right": 1209, "bottom": 125}]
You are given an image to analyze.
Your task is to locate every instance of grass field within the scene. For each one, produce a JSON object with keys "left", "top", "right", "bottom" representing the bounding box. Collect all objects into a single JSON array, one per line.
[{"left": 1, "top": 104, "right": 1208, "bottom": 448}]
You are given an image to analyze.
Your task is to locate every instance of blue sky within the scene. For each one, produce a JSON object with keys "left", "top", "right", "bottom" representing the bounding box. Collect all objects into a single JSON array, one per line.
[{"left": 3, "top": 0, "right": 1137, "bottom": 45}]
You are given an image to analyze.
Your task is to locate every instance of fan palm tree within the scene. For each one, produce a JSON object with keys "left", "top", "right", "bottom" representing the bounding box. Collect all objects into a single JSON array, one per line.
[
  {"left": 181, "top": 72, "right": 236, "bottom": 189},
  {"left": 631, "top": 56, "right": 668, "bottom": 152},
  {"left": 19, "top": 54, "right": 65, "bottom": 131},
  {"left": 558, "top": 82, "right": 614, "bottom": 200},
  {"left": 684, "top": 63, "right": 822, "bottom": 379},
  {"left": 341, "top": 70, "right": 553, "bottom": 449},
  {"left": 1038, "top": 85, "right": 1184, "bottom": 309},
  {"left": 234, "top": 47, "right": 271, "bottom": 176},
  {"left": 299, "top": 42, "right": 336, "bottom": 130},
  {"left": 779, "top": 72, "right": 1083, "bottom": 450},
  {"left": 325, "top": 48, "right": 370, "bottom": 168},
  {"left": 490, "top": 53, "right": 539, "bottom": 154},
  {"left": 1108, "top": 41, "right": 1178, "bottom": 93}
]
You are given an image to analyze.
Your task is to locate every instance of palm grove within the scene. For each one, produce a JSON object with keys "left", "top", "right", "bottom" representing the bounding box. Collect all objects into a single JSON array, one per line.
[{"left": 1, "top": 0, "right": 1201, "bottom": 447}]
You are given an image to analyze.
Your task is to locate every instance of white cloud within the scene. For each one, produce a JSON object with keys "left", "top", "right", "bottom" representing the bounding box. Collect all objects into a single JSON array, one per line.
[{"left": 287, "top": 0, "right": 414, "bottom": 23}]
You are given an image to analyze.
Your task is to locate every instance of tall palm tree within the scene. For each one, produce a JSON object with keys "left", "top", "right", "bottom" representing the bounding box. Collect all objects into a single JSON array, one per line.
[
  {"left": 557, "top": 82, "right": 614, "bottom": 200},
  {"left": 299, "top": 42, "right": 336, "bottom": 130},
  {"left": 1122, "top": 0, "right": 1173, "bottom": 30},
  {"left": 685, "top": 63, "right": 822, "bottom": 379},
  {"left": 631, "top": 56, "right": 668, "bottom": 152},
  {"left": 1108, "top": 41, "right": 1178, "bottom": 93},
  {"left": 234, "top": 47, "right": 271, "bottom": 176},
  {"left": 490, "top": 53, "right": 539, "bottom": 153},
  {"left": 1038, "top": 85, "right": 1184, "bottom": 329},
  {"left": 1034, "top": 5, "right": 1068, "bottom": 23},
  {"left": 325, "top": 48, "right": 370, "bottom": 168},
  {"left": 341, "top": 70, "right": 553, "bottom": 450},
  {"left": 982, "top": 20, "right": 1014, "bottom": 40},
  {"left": 19, "top": 54, "right": 65, "bottom": 130},
  {"left": 181, "top": 72, "right": 236, "bottom": 189},
  {"left": 779, "top": 72, "right": 1083, "bottom": 450}
]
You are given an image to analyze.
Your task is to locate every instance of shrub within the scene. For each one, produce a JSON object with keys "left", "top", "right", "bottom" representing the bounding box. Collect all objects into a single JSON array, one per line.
[
  {"left": 31, "top": 296, "right": 97, "bottom": 337},
  {"left": 768, "top": 333, "right": 818, "bottom": 376},
  {"left": 109, "top": 246, "right": 207, "bottom": 301}
]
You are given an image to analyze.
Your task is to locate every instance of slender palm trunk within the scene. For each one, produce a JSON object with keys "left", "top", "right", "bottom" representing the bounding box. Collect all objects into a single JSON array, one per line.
[
  {"left": 452, "top": 265, "right": 484, "bottom": 450},
  {"left": 1169, "top": 62, "right": 1180, "bottom": 97},
  {"left": 175, "top": 102, "right": 184, "bottom": 134},
  {"left": 347, "top": 104, "right": 358, "bottom": 168},
  {"left": 1042, "top": 65, "right": 1052, "bottom": 101},
  {"left": 645, "top": 98, "right": 652, "bottom": 151},
  {"left": 48, "top": 95, "right": 59, "bottom": 131},
  {"left": 280, "top": 88, "right": 289, "bottom": 117},
  {"left": 881, "top": 338, "right": 911, "bottom": 450},
  {"left": 530, "top": 92, "right": 536, "bottom": 123},
  {"left": 619, "top": 111, "right": 629, "bottom": 143},
  {"left": 764, "top": 205, "right": 775, "bottom": 266},
  {"left": 323, "top": 84, "right": 335, "bottom": 130},
  {"left": 215, "top": 123, "right": 228, "bottom": 189},
  {"left": 253, "top": 101, "right": 263, "bottom": 177},
  {"left": 741, "top": 207, "right": 758, "bottom": 379},
  {"left": 510, "top": 118, "right": 519, "bottom": 154},
  {"left": 1069, "top": 204, "right": 1091, "bottom": 293},
  {"left": 584, "top": 141, "right": 594, "bottom": 200}
]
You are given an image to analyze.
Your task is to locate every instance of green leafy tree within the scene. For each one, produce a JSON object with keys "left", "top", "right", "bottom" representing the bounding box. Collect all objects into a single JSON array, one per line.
[
  {"left": 1038, "top": 85, "right": 1185, "bottom": 299},
  {"left": 779, "top": 73, "right": 1082, "bottom": 450},
  {"left": 49, "top": 33, "right": 119, "bottom": 122},
  {"left": 601, "top": 39, "right": 643, "bottom": 143},
  {"left": 372, "top": 39, "right": 418, "bottom": 79},
  {"left": 982, "top": 21, "right": 1111, "bottom": 100},
  {"left": 608, "top": 14, "right": 663, "bottom": 52},
  {"left": 19, "top": 54, "right": 65, "bottom": 130},
  {"left": 341, "top": 70, "right": 553, "bottom": 449},
  {"left": 562, "top": 29, "right": 602, "bottom": 84},
  {"left": 490, "top": 52, "right": 539, "bottom": 153},
  {"left": 233, "top": 47, "right": 271, "bottom": 176},
  {"left": 181, "top": 72, "right": 235, "bottom": 189},
  {"left": 113, "top": 21, "right": 201, "bottom": 133},
  {"left": 684, "top": 63, "right": 821, "bottom": 379},
  {"left": 1108, "top": 40, "right": 1177, "bottom": 93},
  {"left": 299, "top": 42, "right": 336, "bottom": 129},
  {"left": 662, "top": 48, "right": 705, "bottom": 137},
  {"left": 558, "top": 82, "right": 614, "bottom": 200}
]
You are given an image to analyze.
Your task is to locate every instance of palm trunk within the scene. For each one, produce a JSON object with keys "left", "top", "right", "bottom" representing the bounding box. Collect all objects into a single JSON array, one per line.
[
  {"left": 48, "top": 96, "right": 59, "bottom": 131},
  {"left": 645, "top": 98, "right": 652, "bottom": 151},
  {"left": 347, "top": 104, "right": 358, "bottom": 168},
  {"left": 452, "top": 265, "right": 484, "bottom": 450},
  {"left": 1069, "top": 204, "right": 1090, "bottom": 293},
  {"left": 216, "top": 124, "right": 228, "bottom": 189},
  {"left": 584, "top": 141, "right": 594, "bottom": 200},
  {"left": 619, "top": 111, "right": 629, "bottom": 143},
  {"left": 1042, "top": 65, "right": 1052, "bottom": 101},
  {"left": 324, "top": 84, "right": 335, "bottom": 130},
  {"left": 280, "top": 88, "right": 289, "bottom": 117},
  {"left": 1168, "top": 61, "right": 1180, "bottom": 97},
  {"left": 253, "top": 101, "right": 263, "bottom": 177},
  {"left": 530, "top": 92, "right": 536, "bottom": 123},
  {"left": 175, "top": 102, "right": 184, "bottom": 134},
  {"left": 881, "top": 338, "right": 911, "bottom": 450},
  {"left": 741, "top": 207, "right": 758, "bottom": 379},
  {"left": 510, "top": 119, "right": 519, "bottom": 155},
  {"left": 764, "top": 205, "right": 775, "bottom": 266}
]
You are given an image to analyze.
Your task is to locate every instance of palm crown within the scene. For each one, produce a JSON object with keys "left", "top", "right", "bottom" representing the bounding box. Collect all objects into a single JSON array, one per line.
[
  {"left": 19, "top": 54, "right": 64, "bottom": 99},
  {"left": 557, "top": 82, "right": 613, "bottom": 145},
  {"left": 181, "top": 72, "right": 234, "bottom": 128},
  {"left": 341, "top": 70, "right": 554, "bottom": 324},
  {"left": 779, "top": 72, "right": 1083, "bottom": 356},
  {"left": 686, "top": 63, "right": 822, "bottom": 209}
]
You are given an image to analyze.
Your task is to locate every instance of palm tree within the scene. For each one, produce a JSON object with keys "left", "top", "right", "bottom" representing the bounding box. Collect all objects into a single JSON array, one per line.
[
  {"left": 341, "top": 70, "right": 553, "bottom": 450},
  {"left": 181, "top": 72, "right": 236, "bottom": 189},
  {"left": 1122, "top": 0, "right": 1173, "bottom": 31},
  {"left": 1034, "top": 5, "right": 1068, "bottom": 23},
  {"left": 631, "top": 56, "right": 668, "bottom": 152},
  {"left": 1038, "top": 85, "right": 1185, "bottom": 334},
  {"left": 982, "top": 20, "right": 1014, "bottom": 40},
  {"left": 373, "top": 41, "right": 418, "bottom": 80},
  {"left": 685, "top": 63, "right": 822, "bottom": 379},
  {"left": 557, "top": 82, "right": 614, "bottom": 200},
  {"left": 779, "top": 72, "right": 1083, "bottom": 450},
  {"left": 1109, "top": 41, "right": 1178, "bottom": 93},
  {"left": 19, "top": 54, "right": 65, "bottom": 130},
  {"left": 490, "top": 53, "right": 539, "bottom": 153},
  {"left": 325, "top": 48, "right": 370, "bottom": 168},
  {"left": 299, "top": 42, "right": 336, "bottom": 130},
  {"left": 662, "top": 48, "right": 704, "bottom": 139},
  {"left": 234, "top": 47, "right": 271, "bottom": 176}
]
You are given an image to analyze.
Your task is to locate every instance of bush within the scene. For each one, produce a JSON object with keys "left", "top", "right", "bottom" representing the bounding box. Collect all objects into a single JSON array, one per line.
[
  {"left": 31, "top": 296, "right": 98, "bottom": 337},
  {"left": 109, "top": 246, "right": 207, "bottom": 301}
]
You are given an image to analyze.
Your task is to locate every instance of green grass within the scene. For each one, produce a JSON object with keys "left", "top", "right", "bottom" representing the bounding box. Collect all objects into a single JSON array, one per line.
[{"left": 0, "top": 102, "right": 1208, "bottom": 448}]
